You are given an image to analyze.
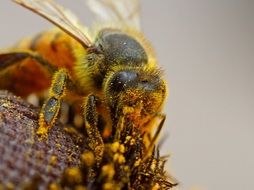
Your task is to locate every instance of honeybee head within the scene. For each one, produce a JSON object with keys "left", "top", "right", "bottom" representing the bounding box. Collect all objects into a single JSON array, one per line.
[
  {"left": 104, "top": 68, "right": 167, "bottom": 127},
  {"left": 94, "top": 29, "right": 148, "bottom": 67}
]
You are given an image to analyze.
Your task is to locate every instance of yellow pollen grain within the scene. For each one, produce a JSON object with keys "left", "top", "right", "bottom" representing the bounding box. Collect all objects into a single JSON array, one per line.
[
  {"left": 113, "top": 153, "right": 120, "bottom": 162},
  {"left": 37, "top": 126, "right": 49, "bottom": 138},
  {"left": 111, "top": 142, "right": 120, "bottom": 153},
  {"left": 151, "top": 183, "right": 160, "bottom": 190},
  {"left": 65, "top": 167, "right": 82, "bottom": 183},
  {"left": 119, "top": 144, "right": 125, "bottom": 153},
  {"left": 125, "top": 136, "right": 131, "bottom": 142},
  {"left": 81, "top": 151, "right": 95, "bottom": 167},
  {"left": 118, "top": 155, "right": 126, "bottom": 164},
  {"left": 134, "top": 159, "right": 141, "bottom": 167},
  {"left": 103, "top": 182, "right": 115, "bottom": 190},
  {"left": 49, "top": 183, "right": 61, "bottom": 190},
  {"left": 123, "top": 166, "right": 130, "bottom": 172},
  {"left": 50, "top": 155, "right": 57, "bottom": 165},
  {"left": 123, "top": 106, "right": 134, "bottom": 114},
  {"left": 130, "top": 139, "right": 135, "bottom": 146},
  {"left": 102, "top": 164, "right": 115, "bottom": 180}
]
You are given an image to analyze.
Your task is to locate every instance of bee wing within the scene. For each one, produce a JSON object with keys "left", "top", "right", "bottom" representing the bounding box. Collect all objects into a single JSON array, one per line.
[
  {"left": 87, "top": 0, "right": 141, "bottom": 31},
  {"left": 13, "top": 0, "right": 93, "bottom": 48}
]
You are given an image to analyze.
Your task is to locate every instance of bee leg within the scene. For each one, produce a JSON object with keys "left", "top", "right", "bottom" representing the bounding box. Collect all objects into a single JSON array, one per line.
[
  {"left": 83, "top": 94, "right": 104, "bottom": 165},
  {"left": 37, "top": 69, "right": 69, "bottom": 137},
  {"left": 0, "top": 51, "right": 56, "bottom": 73}
]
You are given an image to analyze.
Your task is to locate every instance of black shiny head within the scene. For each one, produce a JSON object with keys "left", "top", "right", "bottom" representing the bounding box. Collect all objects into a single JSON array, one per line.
[
  {"left": 94, "top": 29, "right": 148, "bottom": 66},
  {"left": 105, "top": 69, "right": 167, "bottom": 116},
  {"left": 108, "top": 70, "right": 161, "bottom": 93}
]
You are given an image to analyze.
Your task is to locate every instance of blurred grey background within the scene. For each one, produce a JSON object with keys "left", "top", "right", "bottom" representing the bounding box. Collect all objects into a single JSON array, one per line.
[{"left": 0, "top": 0, "right": 254, "bottom": 189}]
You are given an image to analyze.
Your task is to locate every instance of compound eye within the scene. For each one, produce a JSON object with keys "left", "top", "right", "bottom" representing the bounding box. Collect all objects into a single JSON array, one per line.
[{"left": 109, "top": 71, "right": 138, "bottom": 92}]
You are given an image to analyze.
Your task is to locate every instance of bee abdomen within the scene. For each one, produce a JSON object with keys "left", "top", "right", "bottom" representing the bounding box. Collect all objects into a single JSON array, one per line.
[{"left": 14, "top": 29, "right": 79, "bottom": 70}]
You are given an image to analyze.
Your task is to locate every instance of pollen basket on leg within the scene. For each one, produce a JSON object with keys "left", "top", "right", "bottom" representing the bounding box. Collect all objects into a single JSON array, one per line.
[
  {"left": 51, "top": 70, "right": 67, "bottom": 97},
  {"left": 37, "top": 97, "right": 61, "bottom": 137},
  {"left": 43, "top": 97, "right": 60, "bottom": 125}
]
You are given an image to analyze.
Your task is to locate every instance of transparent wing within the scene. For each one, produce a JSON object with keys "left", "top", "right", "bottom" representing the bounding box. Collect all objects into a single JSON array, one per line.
[
  {"left": 13, "top": 0, "right": 93, "bottom": 48},
  {"left": 87, "top": 0, "right": 141, "bottom": 31}
]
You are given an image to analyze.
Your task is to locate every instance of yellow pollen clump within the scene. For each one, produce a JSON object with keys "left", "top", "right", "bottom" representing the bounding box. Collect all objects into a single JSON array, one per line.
[
  {"left": 103, "top": 182, "right": 115, "bottom": 190},
  {"left": 134, "top": 159, "right": 141, "bottom": 167},
  {"left": 123, "top": 106, "right": 135, "bottom": 114},
  {"left": 50, "top": 155, "right": 57, "bottom": 165},
  {"left": 117, "top": 155, "right": 126, "bottom": 164},
  {"left": 119, "top": 144, "right": 125, "bottom": 153},
  {"left": 101, "top": 164, "right": 115, "bottom": 180},
  {"left": 49, "top": 183, "right": 61, "bottom": 190},
  {"left": 81, "top": 151, "right": 95, "bottom": 167},
  {"left": 65, "top": 167, "right": 82, "bottom": 183},
  {"left": 111, "top": 142, "right": 120, "bottom": 153},
  {"left": 151, "top": 183, "right": 160, "bottom": 190},
  {"left": 130, "top": 139, "right": 136, "bottom": 146}
]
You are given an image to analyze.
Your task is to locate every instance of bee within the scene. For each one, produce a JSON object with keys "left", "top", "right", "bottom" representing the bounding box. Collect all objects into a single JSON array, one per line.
[{"left": 0, "top": 0, "right": 167, "bottom": 159}]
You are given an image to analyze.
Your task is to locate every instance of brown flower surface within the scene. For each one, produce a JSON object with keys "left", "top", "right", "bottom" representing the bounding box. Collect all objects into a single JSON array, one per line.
[{"left": 0, "top": 91, "right": 86, "bottom": 189}]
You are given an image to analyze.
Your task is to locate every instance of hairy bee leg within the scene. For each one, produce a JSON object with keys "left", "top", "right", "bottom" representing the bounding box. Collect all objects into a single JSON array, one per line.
[
  {"left": 0, "top": 51, "right": 56, "bottom": 73},
  {"left": 143, "top": 114, "right": 166, "bottom": 161},
  {"left": 83, "top": 94, "right": 104, "bottom": 165},
  {"left": 37, "top": 68, "right": 69, "bottom": 136}
]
